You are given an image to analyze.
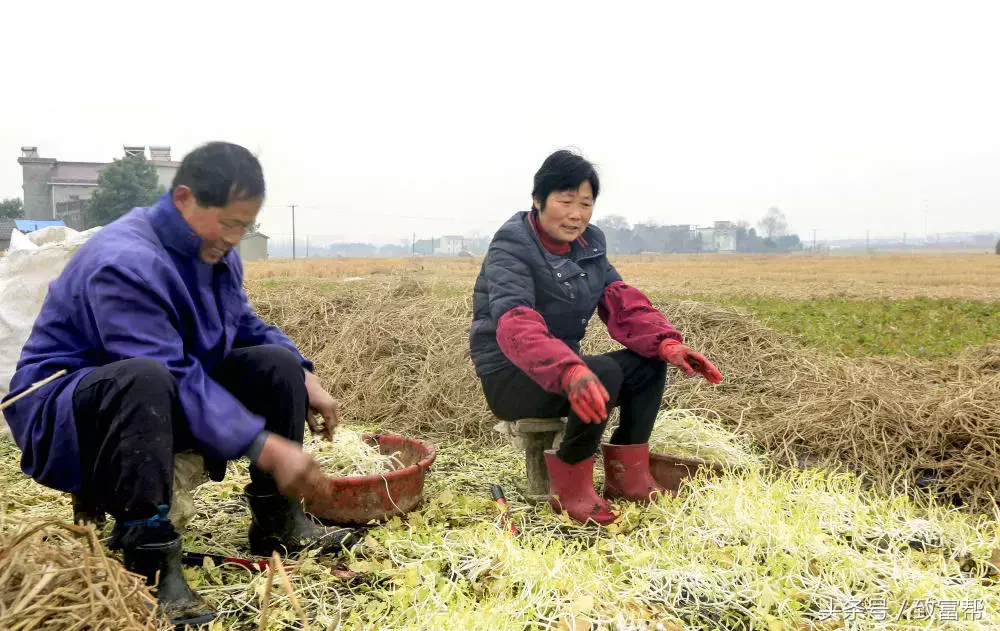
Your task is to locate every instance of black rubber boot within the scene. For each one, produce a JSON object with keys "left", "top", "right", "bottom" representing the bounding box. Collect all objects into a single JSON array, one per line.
[
  {"left": 122, "top": 528, "right": 217, "bottom": 627},
  {"left": 71, "top": 494, "right": 107, "bottom": 528},
  {"left": 245, "top": 485, "right": 360, "bottom": 557}
]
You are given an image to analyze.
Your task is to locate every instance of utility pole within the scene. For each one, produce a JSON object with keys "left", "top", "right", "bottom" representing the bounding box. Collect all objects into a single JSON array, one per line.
[
  {"left": 924, "top": 199, "right": 929, "bottom": 245},
  {"left": 412, "top": 232, "right": 416, "bottom": 256},
  {"left": 866, "top": 229, "right": 871, "bottom": 254},
  {"left": 289, "top": 204, "right": 297, "bottom": 260},
  {"left": 812, "top": 229, "right": 817, "bottom": 252},
  {"left": 306, "top": 236, "right": 309, "bottom": 259}
]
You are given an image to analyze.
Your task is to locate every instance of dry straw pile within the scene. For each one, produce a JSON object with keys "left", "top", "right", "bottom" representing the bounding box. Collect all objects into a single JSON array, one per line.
[
  {"left": 638, "top": 302, "right": 1000, "bottom": 511},
  {"left": 247, "top": 277, "right": 1000, "bottom": 512},
  {"left": 0, "top": 519, "right": 170, "bottom": 631}
]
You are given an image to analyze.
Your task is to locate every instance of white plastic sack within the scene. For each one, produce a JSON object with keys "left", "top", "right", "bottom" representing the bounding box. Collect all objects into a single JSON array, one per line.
[
  {"left": 1, "top": 226, "right": 101, "bottom": 438},
  {"left": 171, "top": 452, "right": 210, "bottom": 529},
  {"left": 1, "top": 226, "right": 210, "bottom": 529}
]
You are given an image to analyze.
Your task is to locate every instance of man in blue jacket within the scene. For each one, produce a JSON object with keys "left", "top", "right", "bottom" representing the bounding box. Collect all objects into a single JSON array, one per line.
[{"left": 2, "top": 142, "right": 356, "bottom": 626}]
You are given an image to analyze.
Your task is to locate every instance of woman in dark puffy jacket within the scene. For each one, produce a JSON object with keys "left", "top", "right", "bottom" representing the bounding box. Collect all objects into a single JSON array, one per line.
[{"left": 470, "top": 150, "right": 722, "bottom": 525}]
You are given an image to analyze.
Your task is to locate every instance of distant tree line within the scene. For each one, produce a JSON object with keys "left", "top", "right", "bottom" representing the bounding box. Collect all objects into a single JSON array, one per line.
[
  {"left": 595, "top": 207, "right": 802, "bottom": 255},
  {"left": 84, "top": 155, "right": 162, "bottom": 228},
  {"left": 0, "top": 198, "right": 23, "bottom": 219}
]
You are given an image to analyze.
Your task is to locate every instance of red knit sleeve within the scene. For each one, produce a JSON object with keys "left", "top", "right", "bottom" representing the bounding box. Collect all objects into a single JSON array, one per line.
[
  {"left": 496, "top": 306, "right": 585, "bottom": 394},
  {"left": 598, "top": 281, "right": 682, "bottom": 359}
]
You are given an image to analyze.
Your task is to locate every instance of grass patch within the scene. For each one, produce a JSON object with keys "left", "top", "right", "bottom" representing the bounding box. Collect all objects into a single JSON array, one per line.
[
  {"left": 685, "top": 296, "right": 1000, "bottom": 359},
  {"left": 257, "top": 275, "right": 1000, "bottom": 360}
]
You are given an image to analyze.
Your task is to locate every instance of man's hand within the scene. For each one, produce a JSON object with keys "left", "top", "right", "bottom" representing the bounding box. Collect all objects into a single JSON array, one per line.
[
  {"left": 561, "top": 364, "right": 610, "bottom": 424},
  {"left": 659, "top": 340, "right": 723, "bottom": 384},
  {"left": 304, "top": 370, "right": 340, "bottom": 441},
  {"left": 255, "top": 434, "right": 327, "bottom": 502}
]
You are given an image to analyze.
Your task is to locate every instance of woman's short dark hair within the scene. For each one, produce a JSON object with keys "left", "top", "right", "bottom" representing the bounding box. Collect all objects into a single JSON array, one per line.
[
  {"left": 172, "top": 141, "right": 265, "bottom": 207},
  {"left": 531, "top": 150, "right": 600, "bottom": 209}
]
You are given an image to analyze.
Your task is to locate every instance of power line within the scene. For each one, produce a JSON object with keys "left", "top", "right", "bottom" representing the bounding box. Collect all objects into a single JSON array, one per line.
[
  {"left": 261, "top": 204, "right": 502, "bottom": 224},
  {"left": 289, "top": 204, "right": 297, "bottom": 260}
]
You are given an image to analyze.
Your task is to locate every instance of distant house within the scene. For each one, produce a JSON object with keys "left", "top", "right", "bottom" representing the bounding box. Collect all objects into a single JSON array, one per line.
[
  {"left": 712, "top": 221, "right": 737, "bottom": 252},
  {"left": 411, "top": 235, "right": 481, "bottom": 256},
  {"left": 413, "top": 239, "right": 435, "bottom": 255},
  {"left": 695, "top": 221, "right": 738, "bottom": 253},
  {"left": 18, "top": 145, "right": 179, "bottom": 229},
  {"left": 235, "top": 232, "right": 269, "bottom": 262},
  {"left": 697, "top": 227, "right": 716, "bottom": 251},
  {"left": 438, "top": 235, "right": 465, "bottom": 256},
  {"left": 0, "top": 218, "right": 15, "bottom": 251}
]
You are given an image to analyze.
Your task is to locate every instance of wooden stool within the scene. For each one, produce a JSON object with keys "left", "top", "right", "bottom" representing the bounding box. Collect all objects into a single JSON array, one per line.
[{"left": 514, "top": 417, "right": 567, "bottom": 505}]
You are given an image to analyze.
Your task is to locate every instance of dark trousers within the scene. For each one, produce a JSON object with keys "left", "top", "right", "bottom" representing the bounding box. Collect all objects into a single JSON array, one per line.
[
  {"left": 481, "top": 349, "right": 667, "bottom": 464},
  {"left": 71, "top": 345, "right": 308, "bottom": 522}
]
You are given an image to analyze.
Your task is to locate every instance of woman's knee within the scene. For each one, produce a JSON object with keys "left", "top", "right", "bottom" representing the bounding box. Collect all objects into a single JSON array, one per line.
[
  {"left": 644, "top": 356, "right": 668, "bottom": 386},
  {"left": 583, "top": 356, "right": 624, "bottom": 400}
]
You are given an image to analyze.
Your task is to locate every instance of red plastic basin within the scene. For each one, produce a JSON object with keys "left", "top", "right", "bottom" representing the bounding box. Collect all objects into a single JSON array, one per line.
[
  {"left": 305, "top": 433, "right": 436, "bottom": 526},
  {"left": 648, "top": 452, "right": 727, "bottom": 494}
]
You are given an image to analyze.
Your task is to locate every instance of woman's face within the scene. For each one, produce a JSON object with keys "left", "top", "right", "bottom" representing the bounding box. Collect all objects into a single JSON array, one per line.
[{"left": 534, "top": 180, "right": 594, "bottom": 243}]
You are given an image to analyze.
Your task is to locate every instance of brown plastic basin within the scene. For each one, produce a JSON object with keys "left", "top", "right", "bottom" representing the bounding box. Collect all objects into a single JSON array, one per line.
[
  {"left": 648, "top": 452, "right": 727, "bottom": 493},
  {"left": 304, "top": 433, "right": 436, "bottom": 526}
]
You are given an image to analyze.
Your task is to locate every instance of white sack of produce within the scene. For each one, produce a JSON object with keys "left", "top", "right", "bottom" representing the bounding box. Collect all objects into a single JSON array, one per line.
[
  {"left": 0, "top": 225, "right": 210, "bottom": 528},
  {"left": 0, "top": 226, "right": 100, "bottom": 439}
]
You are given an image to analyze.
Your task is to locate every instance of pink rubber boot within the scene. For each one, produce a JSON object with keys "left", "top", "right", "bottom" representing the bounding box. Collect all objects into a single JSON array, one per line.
[
  {"left": 601, "top": 442, "right": 666, "bottom": 501},
  {"left": 544, "top": 450, "right": 618, "bottom": 526}
]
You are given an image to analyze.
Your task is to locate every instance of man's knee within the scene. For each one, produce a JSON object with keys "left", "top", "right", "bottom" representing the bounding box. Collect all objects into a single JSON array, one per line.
[
  {"left": 112, "top": 358, "right": 177, "bottom": 398},
  {"left": 74, "top": 358, "right": 177, "bottom": 448},
  {"left": 252, "top": 345, "right": 305, "bottom": 386}
]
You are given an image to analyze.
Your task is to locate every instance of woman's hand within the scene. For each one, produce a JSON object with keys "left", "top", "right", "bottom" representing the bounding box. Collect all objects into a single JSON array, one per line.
[
  {"left": 561, "top": 364, "right": 610, "bottom": 423},
  {"left": 659, "top": 340, "right": 723, "bottom": 384},
  {"left": 304, "top": 370, "right": 340, "bottom": 441}
]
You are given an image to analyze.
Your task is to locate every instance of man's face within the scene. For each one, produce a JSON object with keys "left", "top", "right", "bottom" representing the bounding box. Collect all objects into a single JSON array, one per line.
[
  {"left": 173, "top": 186, "right": 262, "bottom": 263},
  {"left": 533, "top": 180, "right": 595, "bottom": 243}
]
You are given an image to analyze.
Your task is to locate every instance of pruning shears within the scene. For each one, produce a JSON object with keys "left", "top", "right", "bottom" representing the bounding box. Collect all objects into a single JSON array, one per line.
[
  {"left": 181, "top": 551, "right": 357, "bottom": 579},
  {"left": 490, "top": 484, "right": 520, "bottom": 537},
  {"left": 181, "top": 551, "right": 282, "bottom": 572}
]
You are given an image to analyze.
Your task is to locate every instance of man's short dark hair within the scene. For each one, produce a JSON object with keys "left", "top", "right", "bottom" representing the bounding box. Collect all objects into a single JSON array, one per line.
[
  {"left": 531, "top": 150, "right": 600, "bottom": 209},
  {"left": 172, "top": 142, "right": 265, "bottom": 207}
]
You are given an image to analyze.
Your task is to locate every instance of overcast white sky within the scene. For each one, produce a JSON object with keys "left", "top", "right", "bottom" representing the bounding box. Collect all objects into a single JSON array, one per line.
[{"left": 1, "top": 0, "right": 997, "bottom": 244}]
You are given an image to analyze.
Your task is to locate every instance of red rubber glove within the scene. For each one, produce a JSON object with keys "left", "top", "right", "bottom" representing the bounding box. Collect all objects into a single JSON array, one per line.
[
  {"left": 560, "top": 365, "right": 610, "bottom": 424},
  {"left": 659, "top": 340, "right": 723, "bottom": 384}
]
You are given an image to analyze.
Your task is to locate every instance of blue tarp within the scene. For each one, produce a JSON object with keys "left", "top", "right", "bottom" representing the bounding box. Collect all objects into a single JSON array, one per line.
[{"left": 14, "top": 219, "right": 66, "bottom": 232}]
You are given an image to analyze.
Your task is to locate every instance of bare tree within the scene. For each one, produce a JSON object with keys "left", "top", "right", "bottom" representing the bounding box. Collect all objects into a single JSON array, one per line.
[
  {"left": 595, "top": 214, "right": 630, "bottom": 231},
  {"left": 595, "top": 214, "right": 634, "bottom": 254},
  {"left": 758, "top": 207, "right": 789, "bottom": 240}
]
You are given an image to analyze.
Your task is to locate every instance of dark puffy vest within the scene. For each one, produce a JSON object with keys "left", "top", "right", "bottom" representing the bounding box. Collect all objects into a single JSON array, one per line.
[{"left": 469, "top": 211, "right": 621, "bottom": 377}]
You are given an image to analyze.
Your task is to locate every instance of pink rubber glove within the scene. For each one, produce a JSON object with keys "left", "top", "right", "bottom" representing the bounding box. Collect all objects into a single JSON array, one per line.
[
  {"left": 560, "top": 365, "right": 610, "bottom": 424},
  {"left": 659, "top": 340, "right": 723, "bottom": 384}
]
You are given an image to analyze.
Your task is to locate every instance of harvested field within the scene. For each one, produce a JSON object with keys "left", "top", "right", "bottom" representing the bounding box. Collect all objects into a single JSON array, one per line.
[
  {"left": 245, "top": 274, "right": 1000, "bottom": 512},
  {"left": 2, "top": 253, "right": 999, "bottom": 630},
  {"left": 245, "top": 252, "right": 1000, "bottom": 300}
]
